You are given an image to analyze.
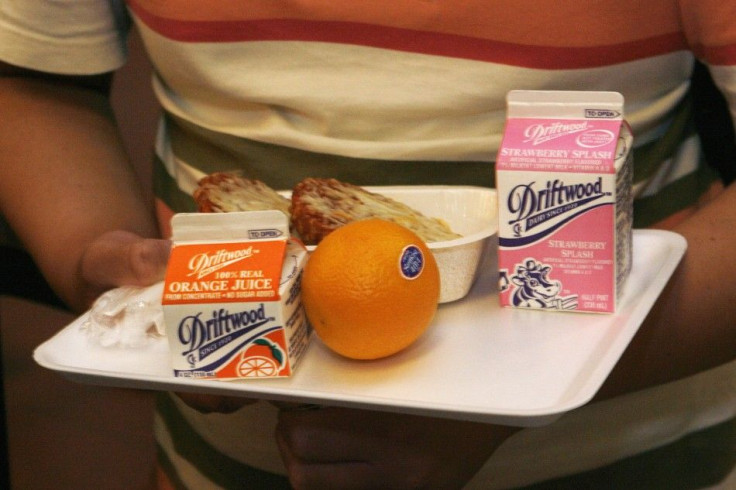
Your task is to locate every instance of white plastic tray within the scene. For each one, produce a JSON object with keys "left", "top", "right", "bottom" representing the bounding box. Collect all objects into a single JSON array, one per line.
[{"left": 34, "top": 230, "right": 685, "bottom": 427}]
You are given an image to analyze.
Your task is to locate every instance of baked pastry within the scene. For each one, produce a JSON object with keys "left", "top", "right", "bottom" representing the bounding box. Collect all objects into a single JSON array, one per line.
[
  {"left": 193, "top": 172, "right": 291, "bottom": 217},
  {"left": 290, "top": 178, "right": 461, "bottom": 244},
  {"left": 193, "top": 173, "right": 461, "bottom": 245}
]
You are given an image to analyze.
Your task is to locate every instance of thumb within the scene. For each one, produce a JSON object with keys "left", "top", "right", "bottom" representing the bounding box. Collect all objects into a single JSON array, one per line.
[{"left": 80, "top": 230, "right": 171, "bottom": 294}]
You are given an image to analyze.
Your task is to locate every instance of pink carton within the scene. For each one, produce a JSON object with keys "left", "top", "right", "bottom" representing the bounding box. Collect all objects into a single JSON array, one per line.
[{"left": 496, "top": 91, "right": 633, "bottom": 313}]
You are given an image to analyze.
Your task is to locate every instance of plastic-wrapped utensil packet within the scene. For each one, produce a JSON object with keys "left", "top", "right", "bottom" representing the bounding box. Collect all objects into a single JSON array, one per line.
[{"left": 80, "top": 282, "right": 165, "bottom": 348}]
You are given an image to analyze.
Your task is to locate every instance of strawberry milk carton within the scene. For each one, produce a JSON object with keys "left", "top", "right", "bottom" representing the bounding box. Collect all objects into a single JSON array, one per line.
[
  {"left": 162, "top": 210, "right": 311, "bottom": 378},
  {"left": 497, "top": 91, "right": 633, "bottom": 313}
]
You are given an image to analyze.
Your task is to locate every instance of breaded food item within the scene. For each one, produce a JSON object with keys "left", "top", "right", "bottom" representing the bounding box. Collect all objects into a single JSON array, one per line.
[
  {"left": 193, "top": 172, "right": 291, "bottom": 217},
  {"left": 192, "top": 173, "right": 462, "bottom": 245},
  {"left": 290, "top": 178, "right": 461, "bottom": 245}
]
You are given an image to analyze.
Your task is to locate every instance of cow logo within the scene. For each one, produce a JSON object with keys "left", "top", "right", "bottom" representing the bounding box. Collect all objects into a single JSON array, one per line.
[{"left": 503, "top": 259, "right": 577, "bottom": 310}]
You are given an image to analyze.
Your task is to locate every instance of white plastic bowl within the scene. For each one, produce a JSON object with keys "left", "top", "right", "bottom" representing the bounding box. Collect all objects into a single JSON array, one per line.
[{"left": 292, "top": 186, "right": 498, "bottom": 303}]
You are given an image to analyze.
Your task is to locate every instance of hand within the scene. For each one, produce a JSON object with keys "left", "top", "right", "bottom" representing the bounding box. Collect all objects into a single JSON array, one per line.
[
  {"left": 79, "top": 230, "right": 171, "bottom": 307},
  {"left": 275, "top": 406, "right": 518, "bottom": 490},
  {"left": 78, "top": 230, "right": 259, "bottom": 413}
]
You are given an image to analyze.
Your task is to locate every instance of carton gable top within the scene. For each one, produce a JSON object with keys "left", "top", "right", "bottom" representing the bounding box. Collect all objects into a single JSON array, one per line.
[
  {"left": 498, "top": 90, "right": 626, "bottom": 174},
  {"left": 505, "top": 90, "right": 624, "bottom": 120},
  {"left": 170, "top": 210, "right": 290, "bottom": 243},
  {"left": 163, "top": 210, "right": 301, "bottom": 306}
]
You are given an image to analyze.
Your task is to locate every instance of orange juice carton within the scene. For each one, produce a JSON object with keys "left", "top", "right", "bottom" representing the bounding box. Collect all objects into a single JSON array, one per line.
[
  {"left": 162, "top": 210, "right": 311, "bottom": 378},
  {"left": 496, "top": 90, "right": 633, "bottom": 313}
]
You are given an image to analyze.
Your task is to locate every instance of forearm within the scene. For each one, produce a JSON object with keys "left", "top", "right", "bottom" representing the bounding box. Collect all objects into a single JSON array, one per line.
[
  {"left": 598, "top": 182, "right": 736, "bottom": 399},
  {"left": 0, "top": 76, "right": 160, "bottom": 311}
]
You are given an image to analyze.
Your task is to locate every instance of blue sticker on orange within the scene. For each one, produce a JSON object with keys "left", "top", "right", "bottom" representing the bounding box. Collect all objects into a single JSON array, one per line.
[{"left": 399, "top": 245, "right": 424, "bottom": 280}]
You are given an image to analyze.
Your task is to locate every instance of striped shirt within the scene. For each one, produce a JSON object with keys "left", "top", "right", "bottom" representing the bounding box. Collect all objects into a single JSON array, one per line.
[
  {"left": 130, "top": 0, "right": 733, "bottom": 234},
  {"left": 2, "top": 1, "right": 735, "bottom": 488}
]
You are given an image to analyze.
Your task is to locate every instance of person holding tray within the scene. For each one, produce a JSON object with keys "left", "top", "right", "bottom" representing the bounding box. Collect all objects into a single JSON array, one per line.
[{"left": 1, "top": 2, "right": 736, "bottom": 489}]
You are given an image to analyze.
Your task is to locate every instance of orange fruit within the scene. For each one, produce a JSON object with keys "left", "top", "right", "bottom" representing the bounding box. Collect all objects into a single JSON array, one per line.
[{"left": 301, "top": 219, "right": 440, "bottom": 360}]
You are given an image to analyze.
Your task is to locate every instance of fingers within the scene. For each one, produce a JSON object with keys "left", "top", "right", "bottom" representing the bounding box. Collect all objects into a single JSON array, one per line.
[
  {"left": 275, "top": 409, "right": 380, "bottom": 490},
  {"left": 275, "top": 408, "right": 419, "bottom": 490},
  {"left": 174, "top": 392, "right": 258, "bottom": 414},
  {"left": 276, "top": 407, "right": 386, "bottom": 461},
  {"left": 276, "top": 444, "right": 376, "bottom": 490},
  {"left": 269, "top": 401, "right": 325, "bottom": 412},
  {"left": 275, "top": 407, "right": 519, "bottom": 490},
  {"left": 80, "top": 230, "right": 171, "bottom": 291}
]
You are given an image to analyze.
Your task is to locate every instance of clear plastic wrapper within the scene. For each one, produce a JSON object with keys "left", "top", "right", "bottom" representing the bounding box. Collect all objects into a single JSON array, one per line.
[{"left": 81, "top": 283, "right": 165, "bottom": 348}]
